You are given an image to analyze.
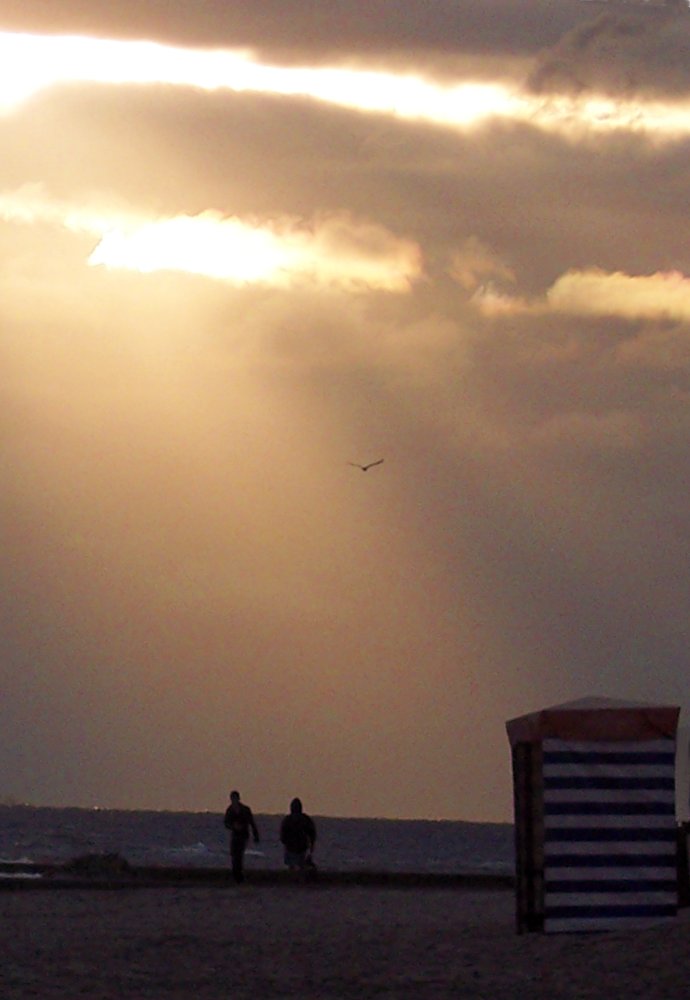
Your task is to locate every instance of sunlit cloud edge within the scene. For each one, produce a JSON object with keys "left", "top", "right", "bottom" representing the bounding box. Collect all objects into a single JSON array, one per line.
[{"left": 472, "top": 268, "right": 690, "bottom": 322}]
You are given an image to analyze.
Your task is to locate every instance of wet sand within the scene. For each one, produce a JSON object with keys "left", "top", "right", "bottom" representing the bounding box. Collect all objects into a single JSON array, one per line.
[{"left": 3, "top": 881, "right": 689, "bottom": 998}]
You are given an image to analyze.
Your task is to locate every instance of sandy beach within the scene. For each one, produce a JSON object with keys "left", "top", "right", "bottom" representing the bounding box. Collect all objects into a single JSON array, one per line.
[{"left": 3, "top": 882, "right": 690, "bottom": 999}]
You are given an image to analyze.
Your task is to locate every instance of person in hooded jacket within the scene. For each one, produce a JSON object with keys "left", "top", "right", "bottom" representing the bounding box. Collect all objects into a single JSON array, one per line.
[{"left": 279, "top": 797, "right": 316, "bottom": 870}]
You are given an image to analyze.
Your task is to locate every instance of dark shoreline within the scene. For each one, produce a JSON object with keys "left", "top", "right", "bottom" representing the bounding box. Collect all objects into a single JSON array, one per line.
[{"left": 0, "top": 861, "right": 513, "bottom": 891}]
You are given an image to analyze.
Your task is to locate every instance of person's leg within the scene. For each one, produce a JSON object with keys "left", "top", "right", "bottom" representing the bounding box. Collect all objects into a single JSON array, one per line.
[
  {"left": 231, "top": 838, "right": 245, "bottom": 883},
  {"left": 284, "top": 849, "right": 306, "bottom": 871}
]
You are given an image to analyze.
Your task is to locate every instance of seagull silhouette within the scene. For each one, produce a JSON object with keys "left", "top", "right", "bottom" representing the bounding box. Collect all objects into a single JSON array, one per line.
[{"left": 348, "top": 459, "right": 384, "bottom": 472}]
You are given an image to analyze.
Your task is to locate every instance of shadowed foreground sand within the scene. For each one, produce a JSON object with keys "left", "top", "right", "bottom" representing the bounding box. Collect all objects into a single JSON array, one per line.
[{"left": 3, "top": 883, "right": 690, "bottom": 998}]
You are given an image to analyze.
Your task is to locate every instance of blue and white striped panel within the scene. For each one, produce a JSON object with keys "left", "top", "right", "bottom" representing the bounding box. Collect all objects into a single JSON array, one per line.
[{"left": 543, "top": 738, "right": 677, "bottom": 933}]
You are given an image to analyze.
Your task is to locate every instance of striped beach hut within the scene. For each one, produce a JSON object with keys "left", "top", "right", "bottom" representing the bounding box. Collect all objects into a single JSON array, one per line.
[{"left": 506, "top": 697, "right": 680, "bottom": 933}]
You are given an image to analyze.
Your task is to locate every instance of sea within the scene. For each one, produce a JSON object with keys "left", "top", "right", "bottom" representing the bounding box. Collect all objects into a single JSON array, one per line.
[{"left": 0, "top": 805, "right": 514, "bottom": 876}]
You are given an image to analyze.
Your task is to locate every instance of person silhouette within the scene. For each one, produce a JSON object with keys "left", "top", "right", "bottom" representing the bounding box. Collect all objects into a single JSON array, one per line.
[
  {"left": 223, "top": 790, "right": 260, "bottom": 883},
  {"left": 279, "top": 797, "right": 316, "bottom": 871}
]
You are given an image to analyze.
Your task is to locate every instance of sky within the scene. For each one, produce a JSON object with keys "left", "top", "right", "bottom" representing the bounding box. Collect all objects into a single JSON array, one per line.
[{"left": 3, "top": 0, "right": 690, "bottom": 822}]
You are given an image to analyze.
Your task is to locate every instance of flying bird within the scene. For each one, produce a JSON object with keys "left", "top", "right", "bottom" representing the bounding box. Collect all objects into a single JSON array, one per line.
[{"left": 348, "top": 459, "right": 384, "bottom": 471}]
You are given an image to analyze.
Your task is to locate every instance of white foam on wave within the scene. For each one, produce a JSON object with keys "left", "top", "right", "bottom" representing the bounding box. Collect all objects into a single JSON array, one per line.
[{"left": 166, "top": 842, "right": 212, "bottom": 857}]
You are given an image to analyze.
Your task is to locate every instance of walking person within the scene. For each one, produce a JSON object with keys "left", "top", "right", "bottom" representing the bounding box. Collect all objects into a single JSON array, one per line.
[
  {"left": 280, "top": 797, "right": 316, "bottom": 872},
  {"left": 223, "top": 790, "right": 260, "bottom": 883}
]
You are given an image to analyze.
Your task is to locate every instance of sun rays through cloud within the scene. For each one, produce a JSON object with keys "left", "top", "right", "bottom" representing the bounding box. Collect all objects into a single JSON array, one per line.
[
  {"left": 0, "top": 184, "right": 421, "bottom": 289},
  {"left": 0, "top": 31, "right": 522, "bottom": 125},
  {"left": 3, "top": 31, "right": 690, "bottom": 140},
  {"left": 88, "top": 213, "right": 422, "bottom": 290}
]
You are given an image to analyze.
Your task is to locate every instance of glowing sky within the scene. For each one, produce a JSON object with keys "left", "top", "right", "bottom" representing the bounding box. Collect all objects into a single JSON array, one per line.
[{"left": 3, "top": 0, "right": 690, "bottom": 822}]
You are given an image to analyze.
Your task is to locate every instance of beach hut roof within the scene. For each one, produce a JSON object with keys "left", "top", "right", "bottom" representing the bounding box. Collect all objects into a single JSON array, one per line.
[{"left": 506, "top": 695, "right": 680, "bottom": 746}]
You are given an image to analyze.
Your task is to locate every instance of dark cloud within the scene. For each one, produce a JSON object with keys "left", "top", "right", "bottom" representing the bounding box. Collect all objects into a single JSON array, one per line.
[
  {"left": 0, "top": 0, "right": 595, "bottom": 65},
  {"left": 529, "top": 5, "right": 690, "bottom": 97}
]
